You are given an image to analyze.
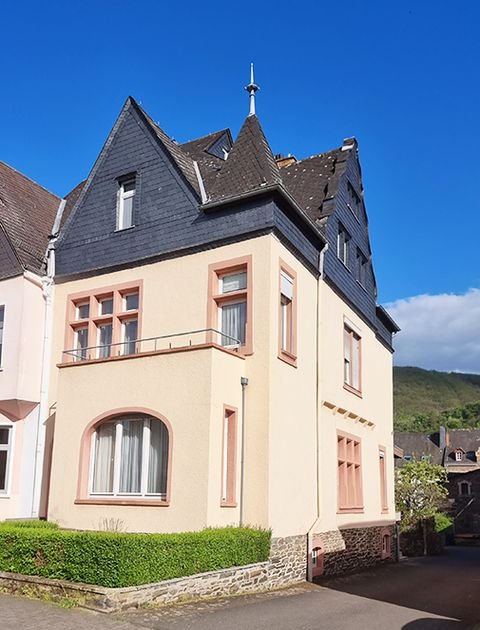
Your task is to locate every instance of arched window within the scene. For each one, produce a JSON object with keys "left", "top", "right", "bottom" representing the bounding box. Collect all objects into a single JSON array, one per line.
[{"left": 90, "top": 414, "right": 169, "bottom": 499}]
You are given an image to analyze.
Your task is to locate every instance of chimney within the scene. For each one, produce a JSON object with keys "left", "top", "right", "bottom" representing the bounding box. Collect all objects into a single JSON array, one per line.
[
  {"left": 275, "top": 153, "right": 297, "bottom": 168},
  {"left": 341, "top": 137, "right": 357, "bottom": 152},
  {"left": 439, "top": 426, "right": 447, "bottom": 450}
]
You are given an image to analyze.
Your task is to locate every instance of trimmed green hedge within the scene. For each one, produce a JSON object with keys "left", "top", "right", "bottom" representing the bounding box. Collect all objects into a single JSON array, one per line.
[{"left": 0, "top": 525, "right": 271, "bottom": 587}]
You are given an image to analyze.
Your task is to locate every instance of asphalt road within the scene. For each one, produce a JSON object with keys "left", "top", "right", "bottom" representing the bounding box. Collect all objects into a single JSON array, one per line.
[{"left": 1, "top": 546, "right": 479, "bottom": 630}]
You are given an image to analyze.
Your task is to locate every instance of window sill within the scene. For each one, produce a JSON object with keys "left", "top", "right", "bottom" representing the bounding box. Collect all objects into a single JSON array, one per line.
[
  {"left": 337, "top": 507, "right": 364, "bottom": 514},
  {"left": 337, "top": 258, "right": 351, "bottom": 272},
  {"left": 278, "top": 351, "right": 297, "bottom": 368},
  {"left": 355, "top": 279, "right": 368, "bottom": 293},
  {"left": 220, "top": 501, "right": 238, "bottom": 508},
  {"left": 343, "top": 383, "right": 362, "bottom": 398},
  {"left": 381, "top": 508, "right": 389, "bottom": 514},
  {"left": 75, "top": 498, "right": 169, "bottom": 507}
]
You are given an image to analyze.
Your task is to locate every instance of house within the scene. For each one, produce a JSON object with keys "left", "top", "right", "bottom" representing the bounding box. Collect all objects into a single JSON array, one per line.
[
  {"left": 0, "top": 161, "right": 61, "bottom": 520},
  {"left": 46, "top": 81, "right": 399, "bottom": 578},
  {"left": 395, "top": 427, "right": 480, "bottom": 536}
]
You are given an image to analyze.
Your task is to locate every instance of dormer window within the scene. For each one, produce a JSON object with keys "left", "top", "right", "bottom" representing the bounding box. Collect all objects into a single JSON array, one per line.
[
  {"left": 117, "top": 176, "right": 136, "bottom": 230},
  {"left": 455, "top": 450, "right": 464, "bottom": 462}
]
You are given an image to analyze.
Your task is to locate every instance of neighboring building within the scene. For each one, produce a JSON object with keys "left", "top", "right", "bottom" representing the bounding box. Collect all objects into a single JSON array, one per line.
[
  {"left": 0, "top": 161, "right": 61, "bottom": 520},
  {"left": 46, "top": 84, "right": 398, "bottom": 577},
  {"left": 395, "top": 427, "right": 480, "bottom": 536}
]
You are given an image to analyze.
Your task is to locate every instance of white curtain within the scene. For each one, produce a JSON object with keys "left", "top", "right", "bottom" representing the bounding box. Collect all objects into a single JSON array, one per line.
[
  {"left": 119, "top": 419, "right": 143, "bottom": 493},
  {"left": 98, "top": 324, "right": 112, "bottom": 358},
  {"left": 221, "top": 301, "right": 246, "bottom": 346},
  {"left": 92, "top": 423, "right": 115, "bottom": 493},
  {"left": 147, "top": 420, "right": 169, "bottom": 495}
]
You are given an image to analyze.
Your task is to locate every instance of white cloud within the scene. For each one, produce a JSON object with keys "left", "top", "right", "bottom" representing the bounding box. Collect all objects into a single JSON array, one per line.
[{"left": 384, "top": 289, "right": 480, "bottom": 374}]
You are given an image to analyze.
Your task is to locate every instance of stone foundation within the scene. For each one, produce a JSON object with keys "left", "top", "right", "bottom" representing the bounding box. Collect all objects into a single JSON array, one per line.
[
  {"left": 315, "top": 523, "right": 396, "bottom": 577},
  {"left": 0, "top": 534, "right": 307, "bottom": 612}
]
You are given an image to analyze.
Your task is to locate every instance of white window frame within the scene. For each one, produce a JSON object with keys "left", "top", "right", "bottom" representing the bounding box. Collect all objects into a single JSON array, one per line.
[
  {"left": 74, "top": 326, "right": 89, "bottom": 361},
  {"left": 0, "top": 305, "right": 4, "bottom": 368},
  {"left": 88, "top": 417, "right": 167, "bottom": 499},
  {"left": 337, "top": 225, "right": 350, "bottom": 267},
  {"left": 117, "top": 177, "right": 136, "bottom": 231},
  {"left": 0, "top": 425, "right": 13, "bottom": 495},
  {"left": 455, "top": 450, "right": 464, "bottom": 462},
  {"left": 121, "top": 317, "right": 138, "bottom": 355}
]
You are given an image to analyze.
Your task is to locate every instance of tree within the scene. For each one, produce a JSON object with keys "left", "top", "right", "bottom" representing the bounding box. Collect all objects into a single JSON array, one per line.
[{"left": 395, "top": 460, "right": 448, "bottom": 529}]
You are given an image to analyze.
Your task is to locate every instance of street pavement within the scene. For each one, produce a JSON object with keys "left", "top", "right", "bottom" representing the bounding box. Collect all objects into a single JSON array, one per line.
[{"left": 1, "top": 546, "right": 479, "bottom": 629}]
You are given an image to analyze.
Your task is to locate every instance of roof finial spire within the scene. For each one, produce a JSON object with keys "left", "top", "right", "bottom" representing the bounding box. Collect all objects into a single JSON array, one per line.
[{"left": 245, "top": 62, "right": 260, "bottom": 116}]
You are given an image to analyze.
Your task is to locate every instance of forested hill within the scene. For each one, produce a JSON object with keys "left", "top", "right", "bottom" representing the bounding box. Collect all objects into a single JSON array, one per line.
[{"left": 394, "top": 367, "right": 480, "bottom": 431}]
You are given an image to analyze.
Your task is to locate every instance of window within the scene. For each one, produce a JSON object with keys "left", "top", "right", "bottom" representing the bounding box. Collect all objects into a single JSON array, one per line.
[
  {"left": 356, "top": 249, "right": 368, "bottom": 288},
  {"left": 0, "top": 426, "right": 12, "bottom": 493},
  {"left": 337, "top": 433, "right": 363, "bottom": 512},
  {"left": 90, "top": 414, "right": 169, "bottom": 498},
  {"left": 221, "top": 407, "right": 237, "bottom": 506},
  {"left": 278, "top": 263, "right": 297, "bottom": 365},
  {"left": 381, "top": 533, "right": 391, "bottom": 559},
  {"left": 117, "top": 177, "right": 136, "bottom": 230},
  {"left": 379, "top": 448, "right": 388, "bottom": 512},
  {"left": 64, "top": 282, "right": 141, "bottom": 362},
  {"left": 0, "top": 305, "right": 4, "bottom": 366},
  {"left": 347, "top": 181, "right": 361, "bottom": 218},
  {"left": 337, "top": 224, "right": 350, "bottom": 267},
  {"left": 455, "top": 450, "right": 464, "bottom": 462},
  {"left": 208, "top": 256, "right": 252, "bottom": 354},
  {"left": 344, "top": 323, "right": 361, "bottom": 394},
  {"left": 459, "top": 481, "right": 471, "bottom": 496}
]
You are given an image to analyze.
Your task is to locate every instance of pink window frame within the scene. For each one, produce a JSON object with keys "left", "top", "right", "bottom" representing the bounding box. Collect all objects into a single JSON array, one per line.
[
  {"left": 278, "top": 259, "right": 297, "bottom": 367},
  {"left": 220, "top": 405, "right": 238, "bottom": 507},
  {"left": 337, "top": 430, "right": 364, "bottom": 513},
  {"left": 63, "top": 280, "right": 143, "bottom": 363},
  {"left": 207, "top": 255, "right": 253, "bottom": 355},
  {"left": 75, "top": 406, "right": 172, "bottom": 506}
]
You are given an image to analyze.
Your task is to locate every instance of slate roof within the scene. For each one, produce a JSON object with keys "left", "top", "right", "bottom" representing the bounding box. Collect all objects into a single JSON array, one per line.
[
  {"left": 394, "top": 429, "right": 480, "bottom": 469},
  {"left": 181, "top": 130, "right": 232, "bottom": 192},
  {"left": 0, "top": 161, "right": 60, "bottom": 275}
]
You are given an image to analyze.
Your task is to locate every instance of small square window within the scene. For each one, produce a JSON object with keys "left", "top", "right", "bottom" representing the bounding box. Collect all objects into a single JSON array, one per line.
[
  {"left": 99, "top": 297, "right": 113, "bottom": 316},
  {"left": 76, "top": 302, "right": 90, "bottom": 320},
  {"left": 124, "top": 293, "right": 139, "bottom": 311}
]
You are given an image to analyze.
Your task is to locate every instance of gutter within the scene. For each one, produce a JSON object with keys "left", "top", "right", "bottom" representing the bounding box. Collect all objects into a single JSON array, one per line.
[
  {"left": 31, "top": 199, "right": 66, "bottom": 518},
  {"left": 202, "top": 183, "right": 327, "bottom": 249},
  {"left": 306, "top": 242, "right": 329, "bottom": 580}
]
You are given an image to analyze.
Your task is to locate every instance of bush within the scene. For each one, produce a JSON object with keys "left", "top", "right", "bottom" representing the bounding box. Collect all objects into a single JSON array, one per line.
[
  {"left": 0, "top": 520, "right": 58, "bottom": 529},
  {"left": 434, "top": 512, "right": 454, "bottom": 534},
  {"left": 0, "top": 526, "right": 271, "bottom": 587}
]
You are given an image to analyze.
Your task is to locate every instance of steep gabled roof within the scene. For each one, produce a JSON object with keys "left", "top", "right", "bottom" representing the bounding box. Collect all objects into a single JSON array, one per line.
[
  {"left": 208, "top": 115, "right": 283, "bottom": 202},
  {"left": 131, "top": 99, "right": 201, "bottom": 197},
  {"left": 181, "top": 129, "right": 232, "bottom": 192},
  {"left": 279, "top": 148, "right": 347, "bottom": 223},
  {"left": 0, "top": 161, "right": 60, "bottom": 276}
]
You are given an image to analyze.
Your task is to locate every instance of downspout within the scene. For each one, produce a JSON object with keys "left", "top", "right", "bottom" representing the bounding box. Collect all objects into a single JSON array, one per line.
[
  {"left": 239, "top": 376, "right": 249, "bottom": 526},
  {"left": 306, "top": 242, "right": 329, "bottom": 581},
  {"left": 31, "top": 199, "right": 66, "bottom": 518}
]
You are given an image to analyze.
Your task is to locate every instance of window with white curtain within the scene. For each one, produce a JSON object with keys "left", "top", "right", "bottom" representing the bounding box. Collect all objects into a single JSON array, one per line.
[
  {"left": 117, "top": 177, "right": 136, "bottom": 230},
  {"left": 344, "top": 324, "right": 361, "bottom": 392},
  {"left": 218, "top": 271, "right": 247, "bottom": 347},
  {"left": 0, "top": 426, "right": 12, "bottom": 493},
  {"left": 0, "top": 305, "right": 4, "bottom": 366},
  {"left": 90, "top": 415, "right": 169, "bottom": 498}
]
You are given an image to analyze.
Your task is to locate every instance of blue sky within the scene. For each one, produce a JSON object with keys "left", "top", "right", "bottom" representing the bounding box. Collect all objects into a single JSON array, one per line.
[{"left": 2, "top": 1, "right": 479, "bottom": 368}]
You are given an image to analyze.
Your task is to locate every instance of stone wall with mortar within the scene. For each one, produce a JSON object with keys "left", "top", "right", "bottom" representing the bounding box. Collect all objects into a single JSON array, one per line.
[
  {"left": 0, "top": 534, "right": 307, "bottom": 612},
  {"left": 315, "top": 523, "right": 396, "bottom": 577}
]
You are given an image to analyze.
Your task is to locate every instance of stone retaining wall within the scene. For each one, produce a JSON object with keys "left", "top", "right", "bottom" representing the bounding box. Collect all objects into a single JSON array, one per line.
[
  {"left": 0, "top": 534, "right": 307, "bottom": 612},
  {"left": 315, "top": 523, "right": 396, "bottom": 577}
]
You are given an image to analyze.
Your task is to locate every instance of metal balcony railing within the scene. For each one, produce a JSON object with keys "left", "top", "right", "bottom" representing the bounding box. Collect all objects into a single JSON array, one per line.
[{"left": 62, "top": 328, "right": 241, "bottom": 363}]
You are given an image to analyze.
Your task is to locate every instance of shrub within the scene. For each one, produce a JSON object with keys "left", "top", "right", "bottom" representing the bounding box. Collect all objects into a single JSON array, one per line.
[
  {"left": 0, "top": 520, "right": 58, "bottom": 529},
  {"left": 0, "top": 526, "right": 271, "bottom": 587},
  {"left": 434, "top": 512, "right": 454, "bottom": 534}
]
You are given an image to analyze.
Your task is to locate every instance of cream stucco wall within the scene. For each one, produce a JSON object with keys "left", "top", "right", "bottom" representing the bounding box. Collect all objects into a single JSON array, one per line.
[{"left": 48, "top": 233, "right": 395, "bottom": 536}]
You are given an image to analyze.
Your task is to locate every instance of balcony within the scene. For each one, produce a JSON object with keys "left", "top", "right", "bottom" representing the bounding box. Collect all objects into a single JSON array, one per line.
[{"left": 59, "top": 328, "right": 243, "bottom": 367}]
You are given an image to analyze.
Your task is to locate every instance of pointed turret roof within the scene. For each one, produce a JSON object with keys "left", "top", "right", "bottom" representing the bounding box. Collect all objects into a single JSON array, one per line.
[{"left": 208, "top": 115, "right": 282, "bottom": 202}]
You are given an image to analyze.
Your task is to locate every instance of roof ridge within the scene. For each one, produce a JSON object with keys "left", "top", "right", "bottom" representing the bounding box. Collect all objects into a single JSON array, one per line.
[
  {"left": 0, "top": 160, "right": 60, "bottom": 201},
  {"left": 181, "top": 128, "right": 230, "bottom": 146}
]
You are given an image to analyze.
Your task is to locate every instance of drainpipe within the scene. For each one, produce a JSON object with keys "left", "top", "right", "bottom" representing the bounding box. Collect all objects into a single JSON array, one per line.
[
  {"left": 30, "top": 200, "right": 65, "bottom": 518},
  {"left": 239, "top": 376, "right": 249, "bottom": 526},
  {"left": 306, "top": 243, "right": 328, "bottom": 581}
]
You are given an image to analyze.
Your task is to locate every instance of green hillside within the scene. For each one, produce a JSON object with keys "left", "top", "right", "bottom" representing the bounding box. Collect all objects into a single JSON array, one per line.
[{"left": 394, "top": 366, "right": 480, "bottom": 431}]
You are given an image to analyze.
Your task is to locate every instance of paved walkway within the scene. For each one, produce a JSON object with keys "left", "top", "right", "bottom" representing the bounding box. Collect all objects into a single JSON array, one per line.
[{"left": 1, "top": 546, "right": 480, "bottom": 629}]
